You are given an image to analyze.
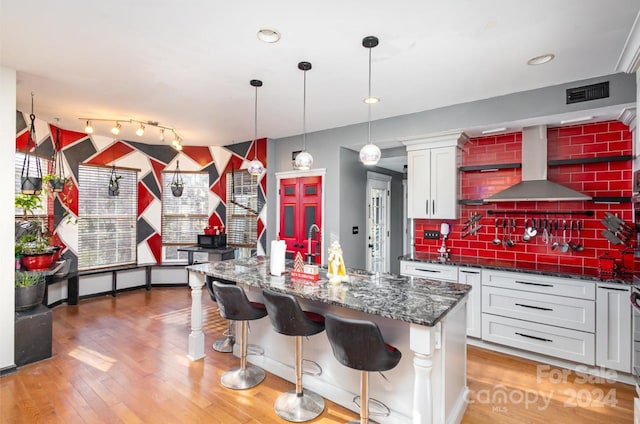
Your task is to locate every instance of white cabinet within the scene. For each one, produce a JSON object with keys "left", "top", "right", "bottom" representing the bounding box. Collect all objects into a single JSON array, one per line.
[
  {"left": 596, "top": 284, "right": 632, "bottom": 373},
  {"left": 459, "top": 268, "right": 481, "bottom": 338},
  {"left": 400, "top": 260, "right": 458, "bottom": 282},
  {"left": 481, "top": 269, "right": 596, "bottom": 365},
  {"left": 404, "top": 131, "right": 467, "bottom": 220}
]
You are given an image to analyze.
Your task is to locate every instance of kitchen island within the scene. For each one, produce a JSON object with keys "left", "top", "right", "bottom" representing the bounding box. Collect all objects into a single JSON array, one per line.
[{"left": 187, "top": 257, "right": 471, "bottom": 424}]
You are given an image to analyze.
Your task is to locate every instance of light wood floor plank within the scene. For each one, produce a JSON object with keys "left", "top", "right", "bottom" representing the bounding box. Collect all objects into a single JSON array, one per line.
[{"left": 1, "top": 287, "right": 635, "bottom": 423}]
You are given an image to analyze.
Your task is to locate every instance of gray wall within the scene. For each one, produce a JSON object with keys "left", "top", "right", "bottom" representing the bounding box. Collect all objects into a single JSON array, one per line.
[{"left": 266, "top": 72, "right": 636, "bottom": 269}]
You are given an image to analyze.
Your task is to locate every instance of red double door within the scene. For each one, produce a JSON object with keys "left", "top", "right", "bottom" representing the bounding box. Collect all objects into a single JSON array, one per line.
[{"left": 279, "top": 176, "right": 322, "bottom": 264}]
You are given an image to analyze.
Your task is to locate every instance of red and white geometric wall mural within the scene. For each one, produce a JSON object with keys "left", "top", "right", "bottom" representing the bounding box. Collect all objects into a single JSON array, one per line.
[{"left": 15, "top": 111, "right": 267, "bottom": 269}]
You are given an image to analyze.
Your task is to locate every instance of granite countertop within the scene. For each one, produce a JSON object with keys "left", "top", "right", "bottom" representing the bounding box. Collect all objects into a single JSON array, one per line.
[
  {"left": 399, "top": 253, "right": 638, "bottom": 285},
  {"left": 187, "top": 257, "right": 472, "bottom": 327}
]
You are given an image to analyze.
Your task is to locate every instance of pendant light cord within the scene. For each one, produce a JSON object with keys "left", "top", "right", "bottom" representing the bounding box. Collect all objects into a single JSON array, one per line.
[
  {"left": 302, "top": 69, "right": 307, "bottom": 151},
  {"left": 367, "top": 46, "right": 372, "bottom": 144},
  {"left": 254, "top": 84, "right": 258, "bottom": 159}
]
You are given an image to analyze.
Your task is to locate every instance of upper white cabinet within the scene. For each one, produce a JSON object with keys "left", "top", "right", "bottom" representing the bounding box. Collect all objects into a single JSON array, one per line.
[
  {"left": 596, "top": 284, "right": 632, "bottom": 373},
  {"left": 404, "top": 131, "right": 467, "bottom": 219}
]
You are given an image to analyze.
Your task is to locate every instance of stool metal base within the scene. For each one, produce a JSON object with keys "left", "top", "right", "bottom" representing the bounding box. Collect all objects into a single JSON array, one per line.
[
  {"left": 212, "top": 336, "right": 234, "bottom": 353},
  {"left": 220, "top": 364, "right": 265, "bottom": 390},
  {"left": 274, "top": 390, "right": 325, "bottom": 422}
]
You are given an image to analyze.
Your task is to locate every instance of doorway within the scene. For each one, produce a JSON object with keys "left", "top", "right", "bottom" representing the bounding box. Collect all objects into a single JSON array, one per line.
[
  {"left": 366, "top": 172, "right": 391, "bottom": 273},
  {"left": 277, "top": 173, "right": 323, "bottom": 264}
]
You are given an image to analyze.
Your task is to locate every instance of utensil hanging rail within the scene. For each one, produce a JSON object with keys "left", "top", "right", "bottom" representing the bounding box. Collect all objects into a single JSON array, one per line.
[{"left": 487, "top": 210, "right": 594, "bottom": 217}]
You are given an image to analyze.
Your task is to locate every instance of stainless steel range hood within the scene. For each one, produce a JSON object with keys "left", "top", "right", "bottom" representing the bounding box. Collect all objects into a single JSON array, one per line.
[{"left": 485, "top": 125, "right": 591, "bottom": 202}]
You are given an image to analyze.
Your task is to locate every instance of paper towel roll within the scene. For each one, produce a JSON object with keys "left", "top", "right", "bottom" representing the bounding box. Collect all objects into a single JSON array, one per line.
[{"left": 270, "top": 240, "right": 286, "bottom": 276}]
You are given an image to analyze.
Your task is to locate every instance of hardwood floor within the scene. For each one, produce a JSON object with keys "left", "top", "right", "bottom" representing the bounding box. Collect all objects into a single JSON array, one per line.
[{"left": 1, "top": 287, "right": 635, "bottom": 423}]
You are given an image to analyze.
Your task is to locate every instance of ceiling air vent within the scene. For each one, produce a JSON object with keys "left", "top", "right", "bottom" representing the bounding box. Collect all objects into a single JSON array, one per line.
[{"left": 566, "top": 81, "right": 609, "bottom": 104}]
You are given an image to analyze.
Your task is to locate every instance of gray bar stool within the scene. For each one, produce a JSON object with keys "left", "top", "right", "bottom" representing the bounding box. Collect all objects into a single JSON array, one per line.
[
  {"left": 205, "top": 276, "right": 234, "bottom": 353},
  {"left": 212, "top": 281, "right": 267, "bottom": 390},
  {"left": 262, "top": 288, "right": 326, "bottom": 422},
  {"left": 324, "top": 313, "right": 402, "bottom": 424}
]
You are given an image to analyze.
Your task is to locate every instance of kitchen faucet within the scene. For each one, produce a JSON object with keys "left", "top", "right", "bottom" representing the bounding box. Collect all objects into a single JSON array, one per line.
[{"left": 307, "top": 224, "right": 320, "bottom": 264}]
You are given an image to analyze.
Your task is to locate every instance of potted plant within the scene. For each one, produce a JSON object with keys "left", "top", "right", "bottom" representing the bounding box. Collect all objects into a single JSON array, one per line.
[
  {"left": 43, "top": 173, "right": 71, "bottom": 193},
  {"left": 15, "top": 270, "right": 46, "bottom": 311},
  {"left": 16, "top": 223, "right": 57, "bottom": 271},
  {"left": 171, "top": 180, "right": 184, "bottom": 197}
]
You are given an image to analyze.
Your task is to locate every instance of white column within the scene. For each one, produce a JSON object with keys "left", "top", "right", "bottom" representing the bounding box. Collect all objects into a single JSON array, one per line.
[
  {"left": 409, "top": 322, "right": 440, "bottom": 424},
  {"left": 187, "top": 271, "right": 206, "bottom": 361},
  {"left": 0, "top": 66, "right": 16, "bottom": 371}
]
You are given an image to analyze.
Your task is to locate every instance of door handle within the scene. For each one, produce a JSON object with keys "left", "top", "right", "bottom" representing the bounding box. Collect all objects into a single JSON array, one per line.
[
  {"left": 432, "top": 200, "right": 435, "bottom": 215},
  {"left": 368, "top": 244, "right": 373, "bottom": 248}
]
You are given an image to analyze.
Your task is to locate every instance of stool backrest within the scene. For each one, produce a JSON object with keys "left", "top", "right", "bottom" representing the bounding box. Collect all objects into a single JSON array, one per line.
[
  {"left": 262, "top": 289, "right": 324, "bottom": 337},
  {"left": 212, "top": 281, "right": 265, "bottom": 321},
  {"left": 325, "top": 313, "right": 401, "bottom": 372}
]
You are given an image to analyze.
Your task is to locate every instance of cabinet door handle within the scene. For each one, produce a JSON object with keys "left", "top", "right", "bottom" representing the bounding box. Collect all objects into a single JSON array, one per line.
[
  {"left": 460, "top": 270, "right": 479, "bottom": 274},
  {"left": 515, "top": 280, "right": 554, "bottom": 288},
  {"left": 515, "top": 332, "right": 552, "bottom": 343},
  {"left": 425, "top": 201, "right": 428, "bottom": 215},
  {"left": 515, "top": 303, "right": 553, "bottom": 311},
  {"left": 432, "top": 200, "right": 435, "bottom": 215},
  {"left": 599, "top": 286, "right": 629, "bottom": 292},
  {"left": 416, "top": 268, "right": 440, "bottom": 273}
]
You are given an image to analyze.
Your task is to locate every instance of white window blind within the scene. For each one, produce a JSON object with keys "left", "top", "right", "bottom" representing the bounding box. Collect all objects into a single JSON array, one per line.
[
  {"left": 162, "top": 172, "right": 209, "bottom": 261},
  {"left": 15, "top": 152, "right": 48, "bottom": 217},
  {"left": 226, "top": 170, "right": 260, "bottom": 248},
  {"left": 78, "top": 165, "right": 137, "bottom": 270}
]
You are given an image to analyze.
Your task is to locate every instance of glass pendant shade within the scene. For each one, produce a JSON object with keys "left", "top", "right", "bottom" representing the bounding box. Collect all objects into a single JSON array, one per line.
[
  {"left": 359, "top": 143, "right": 381, "bottom": 166},
  {"left": 248, "top": 158, "right": 264, "bottom": 176},
  {"left": 294, "top": 151, "right": 313, "bottom": 170}
]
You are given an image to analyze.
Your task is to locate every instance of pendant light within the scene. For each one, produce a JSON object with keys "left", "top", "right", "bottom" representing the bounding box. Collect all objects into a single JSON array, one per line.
[
  {"left": 359, "top": 36, "right": 382, "bottom": 166},
  {"left": 20, "top": 92, "right": 43, "bottom": 195},
  {"left": 294, "top": 61, "right": 313, "bottom": 170},
  {"left": 247, "top": 79, "right": 265, "bottom": 176}
]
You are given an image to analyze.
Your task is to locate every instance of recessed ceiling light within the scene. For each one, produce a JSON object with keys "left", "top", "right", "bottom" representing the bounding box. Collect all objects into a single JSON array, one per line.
[
  {"left": 481, "top": 127, "right": 507, "bottom": 134},
  {"left": 363, "top": 97, "right": 380, "bottom": 104},
  {"left": 257, "top": 28, "right": 281, "bottom": 43},
  {"left": 527, "top": 54, "right": 555, "bottom": 65},
  {"left": 560, "top": 116, "right": 593, "bottom": 124}
]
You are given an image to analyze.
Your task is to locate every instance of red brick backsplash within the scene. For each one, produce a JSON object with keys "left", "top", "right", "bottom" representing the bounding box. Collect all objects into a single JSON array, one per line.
[{"left": 415, "top": 121, "right": 635, "bottom": 270}]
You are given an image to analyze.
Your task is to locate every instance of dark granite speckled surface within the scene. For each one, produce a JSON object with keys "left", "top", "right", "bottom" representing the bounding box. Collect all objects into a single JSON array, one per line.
[
  {"left": 399, "top": 253, "right": 638, "bottom": 285},
  {"left": 187, "top": 256, "right": 471, "bottom": 327}
]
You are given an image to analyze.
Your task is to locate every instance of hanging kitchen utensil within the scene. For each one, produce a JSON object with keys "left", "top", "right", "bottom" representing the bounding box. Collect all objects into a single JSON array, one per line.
[
  {"left": 461, "top": 224, "right": 483, "bottom": 239},
  {"left": 492, "top": 218, "right": 501, "bottom": 245},
  {"left": 527, "top": 219, "right": 537, "bottom": 238},
  {"left": 542, "top": 219, "right": 549, "bottom": 245},
  {"left": 502, "top": 218, "right": 508, "bottom": 248},
  {"left": 522, "top": 218, "right": 530, "bottom": 242},
  {"left": 560, "top": 220, "right": 569, "bottom": 252},
  {"left": 506, "top": 219, "right": 515, "bottom": 247},
  {"left": 551, "top": 219, "right": 559, "bottom": 250},
  {"left": 568, "top": 220, "right": 578, "bottom": 251},
  {"left": 576, "top": 220, "right": 584, "bottom": 252}
]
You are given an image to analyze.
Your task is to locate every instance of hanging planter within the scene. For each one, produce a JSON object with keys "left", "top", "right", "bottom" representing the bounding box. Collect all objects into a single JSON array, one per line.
[
  {"left": 20, "top": 93, "right": 43, "bottom": 195},
  {"left": 45, "top": 124, "right": 70, "bottom": 193},
  {"left": 108, "top": 166, "right": 122, "bottom": 196},
  {"left": 170, "top": 160, "right": 184, "bottom": 197}
]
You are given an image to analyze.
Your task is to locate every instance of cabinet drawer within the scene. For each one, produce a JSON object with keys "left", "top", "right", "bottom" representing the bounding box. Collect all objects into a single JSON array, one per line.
[
  {"left": 482, "top": 269, "right": 595, "bottom": 300},
  {"left": 400, "top": 261, "right": 458, "bottom": 282},
  {"left": 482, "top": 314, "right": 595, "bottom": 365},
  {"left": 483, "top": 286, "right": 595, "bottom": 332}
]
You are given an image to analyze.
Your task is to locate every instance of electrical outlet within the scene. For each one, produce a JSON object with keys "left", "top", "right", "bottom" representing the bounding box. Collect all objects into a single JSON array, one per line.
[{"left": 423, "top": 230, "right": 440, "bottom": 239}]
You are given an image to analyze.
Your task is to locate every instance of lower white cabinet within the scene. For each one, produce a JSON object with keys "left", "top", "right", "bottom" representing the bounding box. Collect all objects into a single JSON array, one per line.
[
  {"left": 596, "top": 284, "right": 632, "bottom": 373},
  {"left": 482, "top": 314, "right": 595, "bottom": 364},
  {"left": 458, "top": 268, "right": 481, "bottom": 338},
  {"left": 400, "top": 260, "right": 459, "bottom": 282}
]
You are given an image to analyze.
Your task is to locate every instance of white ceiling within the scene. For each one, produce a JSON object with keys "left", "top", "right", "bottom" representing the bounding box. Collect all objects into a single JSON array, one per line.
[{"left": 1, "top": 0, "right": 638, "bottom": 147}]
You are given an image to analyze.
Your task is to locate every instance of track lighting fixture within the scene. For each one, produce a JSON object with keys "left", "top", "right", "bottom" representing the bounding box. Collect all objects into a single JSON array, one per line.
[
  {"left": 78, "top": 117, "right": 184, "bottom": 150},
  {"left": 111, "top": 122, "right": 122, "bottom": 135}
]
